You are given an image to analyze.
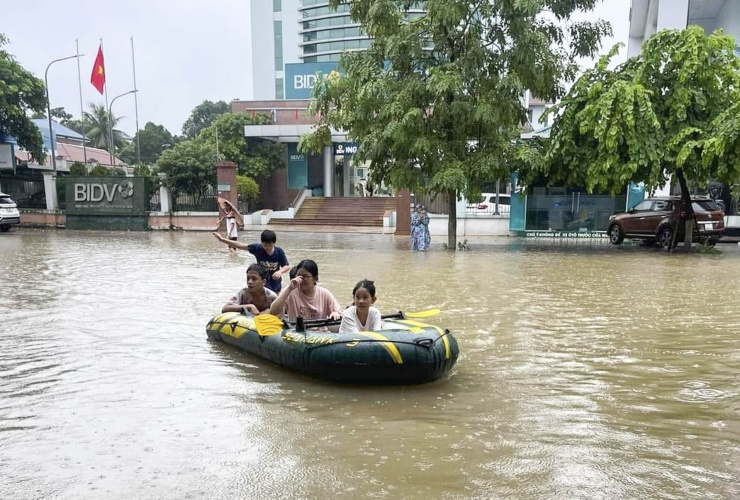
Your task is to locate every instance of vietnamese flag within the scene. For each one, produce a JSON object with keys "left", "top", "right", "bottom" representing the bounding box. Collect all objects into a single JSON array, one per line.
[{"left": 90, "top": 45, "right": 106, "bottom": 94}]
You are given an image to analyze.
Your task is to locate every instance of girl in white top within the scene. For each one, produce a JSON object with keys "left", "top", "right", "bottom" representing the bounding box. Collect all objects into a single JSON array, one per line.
[{"left": 339, "top": 279, "right": 382, "bottom": 333}]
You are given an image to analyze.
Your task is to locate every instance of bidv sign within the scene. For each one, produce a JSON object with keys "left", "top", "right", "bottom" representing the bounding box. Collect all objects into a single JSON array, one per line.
[
  {"left": 285, "top": 62, "right": 339, "bottom": 99},
  {"left": 75, "top": 181, "right": 135, "bottom": 202},
  {"left": 334, "top": 142, "right": 359, "bottom": 155},
  {"left": 66, "top": 177, "right": 146, "bottom": 216}
]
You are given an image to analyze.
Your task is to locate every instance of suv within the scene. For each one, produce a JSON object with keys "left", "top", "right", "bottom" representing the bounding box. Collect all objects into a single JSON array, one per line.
[
  {"left": 467, "top": 193, "right": 511, "bottom": 215},
  {"left": 607, "top": 196, "right": 724, "bottom": 247},
  {"left": 0, "top": 192, "right": 21, "bottom": 232}
]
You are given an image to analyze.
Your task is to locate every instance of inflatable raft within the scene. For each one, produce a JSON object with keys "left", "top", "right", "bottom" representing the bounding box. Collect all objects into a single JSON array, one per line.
[{"left": 205, "top": 312, "right": 459, "bottom": 384}]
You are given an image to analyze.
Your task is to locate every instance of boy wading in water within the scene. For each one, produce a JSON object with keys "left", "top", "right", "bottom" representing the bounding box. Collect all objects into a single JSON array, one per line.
[{"left": 213, "top": 229, "right": 290, "bottom": 293}]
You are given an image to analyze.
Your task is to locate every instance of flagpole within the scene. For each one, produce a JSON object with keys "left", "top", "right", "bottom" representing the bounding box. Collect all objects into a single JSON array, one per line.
[
  {"left": 75, "top": 39, "right": 88, "bottom": 165},
  {"left": 101, "top": 38, "right": 114, "bottom": 167},
  {"left": 130, "top": 36, "right": 141, "bottom": 166}
]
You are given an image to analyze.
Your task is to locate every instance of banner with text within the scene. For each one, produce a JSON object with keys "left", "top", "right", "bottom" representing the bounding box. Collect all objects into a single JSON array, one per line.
[{"left": 285, "top": 62, "right": 339, "bottom": 100}]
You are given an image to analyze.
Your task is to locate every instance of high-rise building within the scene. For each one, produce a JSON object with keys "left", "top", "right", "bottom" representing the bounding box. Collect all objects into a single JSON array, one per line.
[
  {"left": 628, "top": 0, "right": 740, "bottom": 57},
  {"left": 250, "top": 0, "right": 425, "bottom": 100}
]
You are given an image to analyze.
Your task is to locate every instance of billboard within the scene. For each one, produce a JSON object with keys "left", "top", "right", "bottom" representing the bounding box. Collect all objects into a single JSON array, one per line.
[
  {"left": 284, "top": 62, "right": 339, "bottom": 100},
  {"left": 66, "top": 177, "right": 148, "bottom": 216}
]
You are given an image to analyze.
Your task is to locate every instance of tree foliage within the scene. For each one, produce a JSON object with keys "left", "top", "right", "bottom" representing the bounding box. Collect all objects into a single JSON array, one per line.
[
  {"left": 0, "top": 33, "right": 46, "bottom": 162},
  {"left": 120, "top": 121, "right": 175, "bottom": 165},
  {"left": 199, "top": 113, "right": 286, "bottom": 179},
  {"left": 299, "top": 0, "right": 610, "bottom": 248},
  {"left": 524, "top": 27, "right": 740, "bottom": 249},
  {"left": 182, "top": 100, "right": 230, "bottom": 139},
  {"left": 32, "top": 106, "right": 73, "bottom": 124},
  {"left": 156, "top": 139, "right": 217, "bottom": 197},
  {"left": 82, "top": 103, "right": 128, "bottom": 152},
  {"left": 236, "top": 174, "right": 260, "bottom": 201}
]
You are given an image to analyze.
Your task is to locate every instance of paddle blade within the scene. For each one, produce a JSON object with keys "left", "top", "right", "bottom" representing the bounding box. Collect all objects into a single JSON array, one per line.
[
  {"left": 405, "top": 309, "right": 440, "bottom": 318},
  {"left": 254, "top": 314, "right": 285, "bottom": 337}
]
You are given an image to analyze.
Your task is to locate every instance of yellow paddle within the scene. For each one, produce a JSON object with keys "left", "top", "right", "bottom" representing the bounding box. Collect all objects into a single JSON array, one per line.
[
  {"left": 403, "top": 309, "right": 440, "bottom": 318},
  {"left": 253, "top": 314, "right": 286, "bottom": 337}
]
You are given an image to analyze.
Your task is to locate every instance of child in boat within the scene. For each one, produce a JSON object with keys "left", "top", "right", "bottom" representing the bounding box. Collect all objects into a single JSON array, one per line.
[
  {"left": 213, "top": 229, "right": 290, "bottom": 293},
  {"left": 339, "top": 279, "right": 382, "bottom": 333},
  {"left": 269, "top": 259, "right": 342, "bottom": 322},
  {"left": 222, "top": 263, "right": 277, "bottom": 315}
]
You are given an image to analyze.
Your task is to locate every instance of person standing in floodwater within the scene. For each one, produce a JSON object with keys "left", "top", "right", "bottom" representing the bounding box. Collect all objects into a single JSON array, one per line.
[{"left": 411, "top": 204, "right": 431, "bottom": 251}]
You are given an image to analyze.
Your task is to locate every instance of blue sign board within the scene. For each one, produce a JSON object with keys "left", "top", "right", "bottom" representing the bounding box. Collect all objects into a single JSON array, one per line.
[
  {"left": 285, "top": 62, "right": 339, "bottom": 100},
  {"left": 333, "top": 142, "right": 359, "bottom": 155}
]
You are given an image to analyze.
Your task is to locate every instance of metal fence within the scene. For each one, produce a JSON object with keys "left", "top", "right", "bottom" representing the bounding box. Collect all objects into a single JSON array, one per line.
[
  {"left": 0, "top": 175, "right": 46, "bottom": 209},
  {"left": 172, "top": 192, "right": 219, "bottom": 212},
  {"left": 411, "top": 191, "right": 449, "bottom": 215}
]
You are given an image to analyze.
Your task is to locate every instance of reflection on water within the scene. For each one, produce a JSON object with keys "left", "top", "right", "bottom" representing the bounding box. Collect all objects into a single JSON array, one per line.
[{"left": 1, "top": 229, "right": 739, "bottom": 499}]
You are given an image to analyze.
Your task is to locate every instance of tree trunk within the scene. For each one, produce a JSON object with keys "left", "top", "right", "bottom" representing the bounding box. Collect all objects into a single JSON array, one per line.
[
  {"left": 675, "top": 168, "right": 695, "bottom": 253},
  {"left": 447, "top": 190, "right": 456, "bottom": 250}
]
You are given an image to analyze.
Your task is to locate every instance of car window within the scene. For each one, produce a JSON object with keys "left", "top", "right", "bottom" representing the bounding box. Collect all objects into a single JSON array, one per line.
[
  {"left": 692, "top": 200, "right": 720, "bottom": 212},
  {"left": 0, "top": 196, "right": 15, "bottom": 205},
  {"left": 652, "top": 200, "right": 672, "bottom": 211},
  {"left": 632, "top": 200, "right": 653, "bottom": 211}
]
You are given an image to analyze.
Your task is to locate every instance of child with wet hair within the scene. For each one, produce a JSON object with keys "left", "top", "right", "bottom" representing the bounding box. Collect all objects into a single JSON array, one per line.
[{"left": 339, "top": 279, "right": 382, "bottom": 333}]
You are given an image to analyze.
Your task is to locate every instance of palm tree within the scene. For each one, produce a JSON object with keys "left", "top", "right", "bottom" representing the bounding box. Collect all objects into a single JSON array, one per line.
[{"left": 83, "top": 103, "right": 127, "bottom": 152}]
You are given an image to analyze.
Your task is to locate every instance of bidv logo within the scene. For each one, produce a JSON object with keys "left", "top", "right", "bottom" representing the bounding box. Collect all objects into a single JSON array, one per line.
[
  {"left": 75, "top": 181, "right": 134, "bottom": 202},
  {"left": 293, "top": 74, "right": 319, "bottom": 90}
]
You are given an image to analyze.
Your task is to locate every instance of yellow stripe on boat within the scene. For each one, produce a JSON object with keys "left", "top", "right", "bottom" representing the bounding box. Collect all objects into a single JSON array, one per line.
[
  {"left": 398, "top": 319, "right": 450, "bottom": 360},
  {"left": 358, "top": 332, "right": 403, "bottom": 364}
]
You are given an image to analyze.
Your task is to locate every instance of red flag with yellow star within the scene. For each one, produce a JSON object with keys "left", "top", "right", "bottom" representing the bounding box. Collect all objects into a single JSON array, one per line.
[{"left": 90, "top": 45, "right": 105, "bottom": 94}]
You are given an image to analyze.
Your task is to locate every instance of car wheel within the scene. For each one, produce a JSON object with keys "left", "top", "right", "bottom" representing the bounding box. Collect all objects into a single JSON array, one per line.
[
  {"left": 0, "top": 225, "right": 10, "bottom": 232},
  {"left": 658, "top": 226, "right": 673, "bottom": 249},
  {"left": 608, "top": 224, "right": 624, "bottom": 245}
]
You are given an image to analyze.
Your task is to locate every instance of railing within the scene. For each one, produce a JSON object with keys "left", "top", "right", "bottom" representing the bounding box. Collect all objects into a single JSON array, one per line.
[
  {"left": 172, "top": 193, "right": 219, "bottom": 212},
  {"left": 1, "top": 176, "right": 46, "bottom": 209}
]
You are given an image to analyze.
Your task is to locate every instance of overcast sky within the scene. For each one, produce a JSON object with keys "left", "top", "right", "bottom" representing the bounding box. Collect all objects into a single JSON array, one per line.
[{"left": 3, "top": 0, "right": 629, "bottom": 137}]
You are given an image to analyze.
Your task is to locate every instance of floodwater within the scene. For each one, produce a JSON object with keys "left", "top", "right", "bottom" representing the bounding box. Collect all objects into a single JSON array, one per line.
[{"left": 1, "top": 229, "right": 739, "bottom": 499}]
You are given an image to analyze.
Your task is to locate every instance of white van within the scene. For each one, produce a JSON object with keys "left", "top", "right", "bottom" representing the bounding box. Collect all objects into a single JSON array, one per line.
[
  {"left": 0, "top": 192, "right": 21, "bottom": 232},
  {"left": 467, "top": 193, "right": 511, "bottom": 215}
]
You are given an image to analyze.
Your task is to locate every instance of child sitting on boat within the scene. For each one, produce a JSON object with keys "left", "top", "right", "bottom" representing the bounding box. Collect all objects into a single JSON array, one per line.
[
  {"left": 269, "top": 259, "right": 342, "bottom": 322},
  {"left": 222, "top": 264, "right": 277, "bottom": 315},
  {"left": 339, "top": 279, "right": 382, "bottom": 333}
]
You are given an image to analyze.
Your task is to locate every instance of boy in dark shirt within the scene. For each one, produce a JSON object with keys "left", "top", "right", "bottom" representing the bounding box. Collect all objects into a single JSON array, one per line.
[{"left": 213, "top": 229, "right": 290, "bottom": 293}]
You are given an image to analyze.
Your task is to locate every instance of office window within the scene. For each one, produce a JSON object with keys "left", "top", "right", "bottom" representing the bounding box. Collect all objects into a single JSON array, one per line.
[
  {"left": 275, "top": 78, "right": 284, "bottom": 99},
  {"left": 274, "top": 21, "right": 283, "bottom": 70},
  {"left": 273, "top": 0, "right": 281, "bottom": 12}
]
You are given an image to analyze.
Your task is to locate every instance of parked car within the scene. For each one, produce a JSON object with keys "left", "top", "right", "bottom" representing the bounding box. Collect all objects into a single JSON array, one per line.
[
  {"left": 0, "top": 192, "right": 21, "bottom": 232},
  {"left": 607, "top": 196, "right": 724, "bottom": 247},
  {"left": 467, "top": 193, "right": 511, "bottom": 215}
]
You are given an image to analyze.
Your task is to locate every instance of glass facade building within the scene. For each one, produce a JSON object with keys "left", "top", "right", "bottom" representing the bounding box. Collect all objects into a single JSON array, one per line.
[{"left": 299, "top": 1, "right": 425, "bottom": 63}]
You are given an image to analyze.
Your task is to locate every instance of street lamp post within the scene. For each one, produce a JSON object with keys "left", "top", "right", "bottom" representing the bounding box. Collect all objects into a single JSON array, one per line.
[
  {"left": 44, "top": 54, "right": 83, "bottom": 174},
  {"left": 107, "top": 90, "right": 138, "bottom": 167}
]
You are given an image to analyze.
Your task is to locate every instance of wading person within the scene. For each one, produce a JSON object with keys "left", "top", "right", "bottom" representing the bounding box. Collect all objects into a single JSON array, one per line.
[{"left": 213, "top": 229, "right": 290, "bottom": 293}]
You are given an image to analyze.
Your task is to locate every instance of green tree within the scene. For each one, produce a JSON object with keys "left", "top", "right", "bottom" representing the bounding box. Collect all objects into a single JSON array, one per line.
[
  {"left": 299, "top": 0, "right": 610, "bottom": 249},
  {"left": 236, "top": 174, "right": 260, "bottom": 209},
  {"left": 155, "top": 139, "right": 217, "bottom": 201},
  {"left": 82, "top": 103, "right": 128, "bottom": 152},
  {"left": 182, "top": 100, "right": 230, "bottom": 139},
  {"left": 527, "top": 27, "right": 740, "bottom": 251},
  {"left": 0, "top": 34, "right": 46, "bottom": 162},
  {"left": 199, "top": 113, "right": 286, "bottom": 178},
  {"left": 120, "top": 121, "right": 175, "bottom": 165},
  {"left": 32, "top": 106, "right": 74, "bottom": 124}
]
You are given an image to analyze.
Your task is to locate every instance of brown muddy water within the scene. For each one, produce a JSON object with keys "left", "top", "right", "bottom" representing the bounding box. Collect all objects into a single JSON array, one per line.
[{"left": 1, "top": 229, "right": 739, "bottom": 499}]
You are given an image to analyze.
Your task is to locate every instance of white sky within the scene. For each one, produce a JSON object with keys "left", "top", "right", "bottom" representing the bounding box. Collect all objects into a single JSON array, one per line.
[{"left": 2, "top": 0, "right": 628, "bottom": 137}]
